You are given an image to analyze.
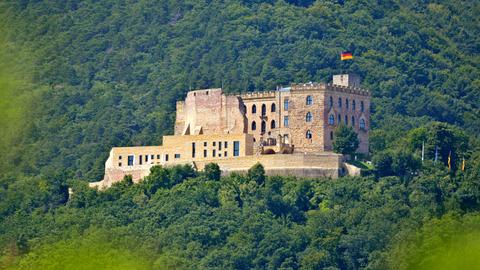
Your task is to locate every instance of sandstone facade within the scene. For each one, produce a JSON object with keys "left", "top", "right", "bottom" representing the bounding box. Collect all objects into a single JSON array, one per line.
[{"left": 91, "top": 74, "right": 370, "bottom": 189}]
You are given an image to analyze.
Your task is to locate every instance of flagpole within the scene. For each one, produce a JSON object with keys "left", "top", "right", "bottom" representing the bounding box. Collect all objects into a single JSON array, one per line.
[{"left": 421, "top": 141, "right": 424, "bottom": 163}]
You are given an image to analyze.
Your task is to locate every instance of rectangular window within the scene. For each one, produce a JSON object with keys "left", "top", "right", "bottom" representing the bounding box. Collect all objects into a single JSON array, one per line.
[
  {"left": 204, "top": 149, "right": 207, "bottom": 157},
  {"left": 224, "top": 141, "right": 228, "bottom": 148},
  {"left": 145, "top": 155, "right": 149, "bottom": 162},
  {"left": 174, "top": 154, "right": 180, "bottom": 159},
  {"left": 119, "top": 155, "right": 122, "bottom": 160},
  {"left": 219, "top": 153, "right": 222, "bottom": 157},
  {"left": 151, "top": 154, "right": 154, "bottom": 160},
  {"left": 224, "top": 151, "right": 228, "bottom": 157},
  {"left": 213, "top": 150, "right": 216, "bottom": 157},
  {"left": 192, "top": 142, "right": 196, "bottom": 158},
  {"left": 118, "top": 162, "right": 122, "bottom": 167},
  {"left": 284, "top": 99, "right": 289, "bottom": 110},
  {"left": 139, "top": 155, "right": 143, "bottom": 165},
  {"left": 165, "top": 154, "right": 169, "bottom": 162},
  {"left": 213, "top": 142, "right": 216, "bottom": 147},
  {"left": 284, "top": 116, "right": 289, "bottom": 127},
  {"left": 233, "top": 141, "right": 240, "bottom": 156},
  {"left": 219, "top": 141, "right": 222, "bottom": 150},
  {"left": 204, "top": 142, "right": 207, "bottom": 147},
  {"left": 157, "top": 154, "right": 161, "bottom": 159},
  {"left": 128, "top": 155, "right": 134, "bottom": 166}
]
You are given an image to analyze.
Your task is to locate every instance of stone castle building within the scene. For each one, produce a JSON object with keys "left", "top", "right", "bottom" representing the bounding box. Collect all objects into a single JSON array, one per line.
[{"left": 91, "top": 74, "right": 370, "bottom": 188}]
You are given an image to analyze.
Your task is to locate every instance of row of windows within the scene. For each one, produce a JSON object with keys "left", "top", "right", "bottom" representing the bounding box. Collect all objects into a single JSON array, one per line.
[
  {"left": 250, "top": 114, "right": 365, "bottom": 129},
  {"left": 251, "top": 120, "right": 276, "bottom": 132},
  {"left": 194, "top": 140, "right": 240, "bottom": 158},
  {"left": 305, "top": 130, "right": 362, "bottom": 141},
  {"left": 302, "top": 95, "right": 366, "bottom": 112},
  {"left": 249, "top": 97, "right": 365, "bottom": 116},
  {"left": 328, "top": 114, "right": 366, "bottom": 129},
  {"left": 329, "top": 96, "right": 365, "bottom": 112},
  {"left": 119, "top": 153, "right": 179, "bottom": 167},
  {"left": 203, "top": 141, "right": 228, "bottom": 149},
  {"left": 118, "top": 141, "right": 241, "bottom": 167},
  {"left": 251, "top": 103, "right": 276, "bottom": 114}
]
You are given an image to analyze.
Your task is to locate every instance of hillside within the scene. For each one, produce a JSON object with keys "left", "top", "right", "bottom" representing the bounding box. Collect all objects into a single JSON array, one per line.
[
  {"left": 0, "top": 0, "right": 479, "bottom": 179},
  {"left": 0, "top": 0, "right": 480, "bottom": 269}
]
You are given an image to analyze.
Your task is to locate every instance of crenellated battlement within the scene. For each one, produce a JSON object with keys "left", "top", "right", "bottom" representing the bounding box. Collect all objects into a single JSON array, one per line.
[
  {"left": 238, "top": 91, "right": 277, "bottom": 100},
  {"left": 326, "top": 83, "right": 370, "bottom": 96}
]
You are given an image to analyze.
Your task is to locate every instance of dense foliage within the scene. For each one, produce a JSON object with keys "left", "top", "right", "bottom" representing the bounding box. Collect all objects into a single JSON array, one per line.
[
  {"left": 0, "top": 0, "right": 478, "bottom": 179},
  {"left": 1, "top": 161, "right": 480, "bottom": 269},
  {"left": 333, "top": 125, "right": 359, "bottom": 155},
  {"left": 0, "top": 0, "right": 479, "bottom": 269}
]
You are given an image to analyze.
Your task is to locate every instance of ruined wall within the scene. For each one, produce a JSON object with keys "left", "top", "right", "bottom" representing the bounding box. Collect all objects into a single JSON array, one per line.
[
  {"left": 174, "top": 88, "right": 247, "bottom": 136},
  {"left": 174, "top": 101, "right": 185, "bottom": 135}
]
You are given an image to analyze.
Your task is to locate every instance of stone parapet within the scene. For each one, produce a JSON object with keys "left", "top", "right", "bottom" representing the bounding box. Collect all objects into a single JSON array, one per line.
[{"left": 90, "top": 152, "right": 342, "bottom": 189}]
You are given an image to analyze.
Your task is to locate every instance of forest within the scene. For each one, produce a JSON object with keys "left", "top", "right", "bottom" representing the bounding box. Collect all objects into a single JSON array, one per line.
[{"left": 0, "top": 0, "right": 479, "bottom": 269}]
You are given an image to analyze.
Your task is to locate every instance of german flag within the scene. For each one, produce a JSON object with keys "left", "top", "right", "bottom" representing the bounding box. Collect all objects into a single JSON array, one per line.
[{"left": 341, "top": 51, "right": 353, "bottom": 60}]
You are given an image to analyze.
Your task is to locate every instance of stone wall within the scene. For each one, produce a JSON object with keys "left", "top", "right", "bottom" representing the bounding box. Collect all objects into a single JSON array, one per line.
[
  {"left": 90, "top": 152, "right": 342, "bottom": 189},
  {"left": 323, "top": 84, "right": 370, "bottom": 153},
  {"left": 174, "top": 88, "right": 247, "bottom": 135},
  {"left": 289, "top": 84, "right": 327, "bottom": 153}
]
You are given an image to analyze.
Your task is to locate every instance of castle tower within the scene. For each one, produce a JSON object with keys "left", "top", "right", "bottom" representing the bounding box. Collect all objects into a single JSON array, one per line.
[{"left": 332, "top": 73, "right": 361, "bottom": 88}]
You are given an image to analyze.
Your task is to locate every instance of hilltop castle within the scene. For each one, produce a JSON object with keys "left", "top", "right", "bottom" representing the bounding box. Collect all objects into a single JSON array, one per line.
[{"left": 91, "top": 74, "right": 370, "bottom": 188}]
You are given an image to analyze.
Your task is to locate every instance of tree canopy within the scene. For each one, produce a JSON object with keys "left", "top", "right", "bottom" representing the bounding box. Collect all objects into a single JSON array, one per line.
[
  {"left": 333, "top": 124, "right": 359, "bottom": 155},
  {"left": 0, "top": 0, "right": 479, "bottom": 269}
]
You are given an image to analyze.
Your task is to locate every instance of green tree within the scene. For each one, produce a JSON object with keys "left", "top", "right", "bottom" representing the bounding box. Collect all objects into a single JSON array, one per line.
[
  {"left": 333, "top": 125, "right": 359, "bottom": 155},
  {"left": 373, "top": 151, "right": 420, "bottom": 178},
  {"left": 247, "top": 163, "right": 265, "bottom": 186},
  {"left": 203, "top": 163, "right": 221, "bottom": 181}
]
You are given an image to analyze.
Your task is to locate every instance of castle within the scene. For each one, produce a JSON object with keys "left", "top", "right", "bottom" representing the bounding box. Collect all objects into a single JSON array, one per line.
[{"left": 90, "top": 74, "right": 370, "bottom": 188}]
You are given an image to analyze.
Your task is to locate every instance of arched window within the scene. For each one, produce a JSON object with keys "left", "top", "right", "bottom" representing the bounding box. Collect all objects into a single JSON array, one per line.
[
  {"left": 271, "top": 120, "right": 276, "bottom": 129},
  {"left": 338, "top": 97, "right": 342, "bottom": 108},
  {"left": 261, "top": 104, "right": 266, "bottom": 116},
  {"left": 361, "top": 101, "right": 365, "bottom": 112},
  {"left": 306, "top": 130, "right": 312, "bottom": 139},
  {"left": 328, "top": 114, "right": 334, "bottom": 125},
  {"left": 251, "top": 121, "right": 256, "bottom": 131},
  {"left": 252, "top": 105, "right": 257, "bottom": 114},
  {"left": 261, "top": 120, "right": 266, "bottom": 133},
  {"left": 338, "top": 114, "right": 341, "bottom": 124},
  {"left": 271, "top": 103, "right": 276, "bottom": 112},
  {"left": 306, "top": 95, "right": 313, "bottom": 105},
  {"left": 352, "top": 100, "right": 356, "bottom": 111},
  {"left": 345, "top": 115, "right": 348, "bottom": 125},
  {"left": 351, "top": 116, "right": 355, "bottom": 127},
  {"left": 243, "top": 105, "right": 247, "bottom": 113},
  {"left": 330, "top": 131, "right": 334, "bottom": 140},
  {"left": 329, "top": 96, "right": 333, "bottom": 108},
  {"left": 284, "top": 99, "right": 289, "bottom": 110},
  {"left": 306, "top": 112, "right": 312, "bottom": 122},
  {"left": 346, "top": 98, "right": 349, "bottom": 109},
  {"left": 360, "top": 118, "right": 366, "bottom": 130}
]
